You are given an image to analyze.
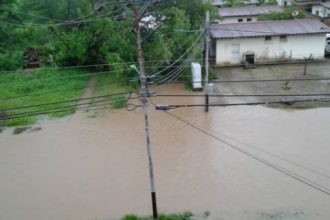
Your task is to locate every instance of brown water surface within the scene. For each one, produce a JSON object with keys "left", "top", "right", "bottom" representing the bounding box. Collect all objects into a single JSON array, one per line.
[{"left": 0, "top": 84, "right": 330, "bottom": 220}]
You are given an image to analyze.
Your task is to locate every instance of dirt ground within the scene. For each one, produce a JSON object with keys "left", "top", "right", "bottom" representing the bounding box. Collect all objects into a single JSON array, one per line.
[{"left": 212, "top": 61, "right": 330, "bottom": 108}]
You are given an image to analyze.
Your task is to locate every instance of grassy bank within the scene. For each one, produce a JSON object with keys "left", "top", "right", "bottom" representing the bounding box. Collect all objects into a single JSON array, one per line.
[{"left": 0, "top": 69, "right": 90, "bottom": 127}]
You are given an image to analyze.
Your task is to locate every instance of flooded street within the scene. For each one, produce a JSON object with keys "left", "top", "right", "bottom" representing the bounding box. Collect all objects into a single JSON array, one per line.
[{"left": 1, "top": 84, "right": 330, "bottom": 220}]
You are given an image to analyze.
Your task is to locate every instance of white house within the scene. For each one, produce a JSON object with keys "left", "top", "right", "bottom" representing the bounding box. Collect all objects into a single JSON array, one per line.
[
  {"left": 216, "top": 5, "right": 283, "bottom": 23},
  {"left": 210, "top": 19, "right": 330, "bottom": 65},
  {"left": 312, "top": 1, "right": 330, "bottom": 17}
]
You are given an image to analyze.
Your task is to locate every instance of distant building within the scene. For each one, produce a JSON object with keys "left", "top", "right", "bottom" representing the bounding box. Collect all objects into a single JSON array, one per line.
[
  {"left": 216, "top": 5, "right": 283, "bottom": 23},
  {"left": 292, "top": 0, "right": 325, "bottom": 12},
  {"left": 210, "top": 19, "right": 330, "bottom": 65},
  {"left": 312, "top": 1, "right": 330, "bottom": 17}
]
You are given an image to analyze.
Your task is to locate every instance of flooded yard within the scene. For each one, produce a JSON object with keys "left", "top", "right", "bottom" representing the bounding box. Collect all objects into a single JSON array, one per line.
[
  {"left": 0, "top": 62, "right": 330, "bottom": 220},
  {"left": 212, "top": 62, "right": 330, "bottom": 107},
  {"left": 1, "top": 66, "right": 330, "bottom": 220}
]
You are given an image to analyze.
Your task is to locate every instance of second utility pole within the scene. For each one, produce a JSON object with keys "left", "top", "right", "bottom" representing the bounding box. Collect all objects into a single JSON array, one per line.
[
  {"left": 135, "top": 6, "right": 158, "bottom": 219},
  {"left": 204, "top": 11, "right": 210, "bottom": 113}
]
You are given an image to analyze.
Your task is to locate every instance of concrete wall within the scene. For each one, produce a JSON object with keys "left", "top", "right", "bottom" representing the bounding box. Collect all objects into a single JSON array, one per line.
[
  {"left": 215, "top": 34, "right": 327, "bottom": 65},
  {"left": 216, "top": 16, "right": 258, "bottom": 24},
  {"left": 312, "top": 5, "right": 330, "bottom": 18}
]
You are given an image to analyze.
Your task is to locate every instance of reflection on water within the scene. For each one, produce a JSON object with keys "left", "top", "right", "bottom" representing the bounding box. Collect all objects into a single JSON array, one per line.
[{"left": 0, "top": 84, "right": 330, "bottom": 220}]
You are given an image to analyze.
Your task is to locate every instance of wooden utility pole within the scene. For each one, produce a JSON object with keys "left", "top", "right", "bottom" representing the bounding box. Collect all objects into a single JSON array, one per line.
[
  {"left": 204, "top": 11, "right": 210, "bottom": 113},
  {"left": 134, "top": 6, "right": 158, "bottom": 219}
]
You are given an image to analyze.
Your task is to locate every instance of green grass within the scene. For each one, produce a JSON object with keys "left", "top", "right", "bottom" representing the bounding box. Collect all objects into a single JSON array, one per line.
[
  {"left": 91, "top": 70, "right": 137, "bottom": 110},
  {"left": 0, "top": 69, "right": 90, "bottom": 127},
  {"left": 122, "top": 212, "right": 193, "bottom": 220}
]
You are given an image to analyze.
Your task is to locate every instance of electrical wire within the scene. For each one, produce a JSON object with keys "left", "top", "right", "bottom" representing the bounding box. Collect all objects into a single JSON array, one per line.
[
  {"left": 2, "top": 96, "right": 129, "bottom": 119},
  {"left": 154, "top": 99, "right": 330, "bottom": 110},
  {"left": 150, "top": 30, "right": 205, "bottom": 77},
  {"left": 4, "top": 77, "right": 139, "bottom": 101},
  {"left": 0, "top": 69, "right": 134, "bottom": 86},
  {"left": 1, "top": 91, "right": 136, "bottom": 112},
  {"left": 5, "top": 10, "right": 64, "bottom": 22},
  {"left": 1, "top": 100, "right": 119, "bottom": 121},
  {"left": 154, "top": 94, "right": 330, "bottom": 97},
  {"left": 209, "top": 130, "right": 330, "bottom": 179},
  {"left": 0, "top": 59, "right": 205, "bottom": 74},
  {"left": 164, "top": 111, "right": 330, "bottom": 196}
]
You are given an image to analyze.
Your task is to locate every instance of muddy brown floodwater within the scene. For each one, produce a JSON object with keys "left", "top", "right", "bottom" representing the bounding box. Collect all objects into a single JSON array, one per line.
[{"left": 0, "top": 84, "right": 330, "bottom": 220}]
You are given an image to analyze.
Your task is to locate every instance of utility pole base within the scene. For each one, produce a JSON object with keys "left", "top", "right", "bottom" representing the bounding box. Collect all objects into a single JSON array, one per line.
[{"left": 151, "top": 192, "right": 158, "bottom": 219}]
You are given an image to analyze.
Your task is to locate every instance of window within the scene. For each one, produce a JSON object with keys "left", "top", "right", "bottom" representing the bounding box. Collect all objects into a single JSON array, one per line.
[
  {"left": 238, "top": 18, "right": 243, "bottom": 22},
  {"left": 247, "top": 18, "right": 252, "bottom": 22},
  {"left": 315, "top": 10, "right": 320, "bottom": 16},
  {"left": 280, "top": 35, "right": 288, "bottom": 42},
  {"left": 265, "top": 36, "right": 272, "bottom": 41}
]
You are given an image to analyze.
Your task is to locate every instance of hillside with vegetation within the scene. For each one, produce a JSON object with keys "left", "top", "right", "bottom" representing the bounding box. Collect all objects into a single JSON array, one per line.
[{"left": 0, "top": 0, "right": 214, "bottom": 126}]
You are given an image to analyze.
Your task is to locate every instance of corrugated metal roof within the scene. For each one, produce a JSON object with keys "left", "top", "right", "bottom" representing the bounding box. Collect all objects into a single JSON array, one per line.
[
  {"left": 210, "top": 19, "right": 330, "bottom": 39},
  {"left": 320, "top": 1, "right": 330, "bottom": 8},
  {"left": 293, "top": 0, "right": 322, "bottom": 5},
  {"left": 212, "top": 0, "right": 259, "bottom": 6},
  {"left": 219, "top": 5, "right": 283, "bottom": 17}
]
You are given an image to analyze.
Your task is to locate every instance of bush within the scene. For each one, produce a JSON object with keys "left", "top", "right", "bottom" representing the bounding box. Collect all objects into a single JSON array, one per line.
[
  {"left": 0, "top": 51, "right": 24, "bottom": 71},
  {"left": 258, "top": 7, "right": 306, "bottom": 21},
  {"left": 50, "top": 28, "right": 89, "bottom": 66}
]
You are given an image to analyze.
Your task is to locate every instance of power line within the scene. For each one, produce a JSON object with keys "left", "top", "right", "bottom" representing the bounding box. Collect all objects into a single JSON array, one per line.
[
  {"left": 0, "top": 59, "right": 205, "bottom": 74},
  {"left": 0, "top": 69, "right": 134, "bottom": 86},
  {"left": 1, "top": 91, "right": 136, "bottom": 112},
  {"left": 2, "top": 96, "right": 129, "bottom": 120},
  {"left": 154, "top": 93, "right": 330, "bottom": 97},
  {"left": 164, "top": 111, "right": 330, "bottom": 196},
  {"left": 1, "top": 100, "right": 121, "bottom": 121},
  {"left": 153, "top": 99, "right": 330, "bottom": 110},
  {"left": 171, "top": 77, "right": 330, "bottom": 84},
  {"left": 152, "top": 36, "right": 205, "bottom": 87},
  {"left": 6, "top": 10, "right": 64, "bottom": 22},
  {"left": 4, "top": 77, "right": 139, "bottom": 101},
  {"left": 0, "top": 0, "right": 155, "bottom": 28},
  {"left": 211, "top": 131, "right": 330, "bottom": 180},
  {"left": 150, "top": 30, "right": 205, "bottom": 77}
]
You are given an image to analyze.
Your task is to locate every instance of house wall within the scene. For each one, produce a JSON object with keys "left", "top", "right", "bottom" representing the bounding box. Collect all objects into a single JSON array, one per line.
[
  {"left": 215, "top": 34, "right": 327, "bottom": 65},
  {"left": 216, "top": 16, "right": 258, "bottom": 24},
  {"left": 277, "top": 0, "right": 292, "bottom": 7},
  {"left": 312, "top": 5, "right": 330, "bottom": 17}
]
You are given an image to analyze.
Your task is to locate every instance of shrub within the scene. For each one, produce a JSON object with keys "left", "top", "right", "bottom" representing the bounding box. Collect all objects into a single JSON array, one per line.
[{"left": 0, "top": 51, "right": 24, "bottom": 70}]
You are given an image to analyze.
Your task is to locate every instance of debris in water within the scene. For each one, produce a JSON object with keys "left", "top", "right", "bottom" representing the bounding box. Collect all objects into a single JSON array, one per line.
[
  {"left": 13, "top": 127, "right": 31, "bottom": 135},
  {"left": 29, "top": 127, "right": 42, "bottom": 133}
]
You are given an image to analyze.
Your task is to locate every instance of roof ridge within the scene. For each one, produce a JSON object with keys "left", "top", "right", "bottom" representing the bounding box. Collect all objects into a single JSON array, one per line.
[{"left": 211, "top": 19, "right": 321, "bottom": 27}]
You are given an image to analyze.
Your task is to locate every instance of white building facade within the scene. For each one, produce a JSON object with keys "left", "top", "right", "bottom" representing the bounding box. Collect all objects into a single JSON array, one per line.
[
  {"left": 312, "top": 2, "right": 330, "bottom": 17},
  {"left": 277, "top": 0, "right": 292, "bottom": 7},
  {"left": 210, "top": 19, "right": 330, "bottom": 65}
]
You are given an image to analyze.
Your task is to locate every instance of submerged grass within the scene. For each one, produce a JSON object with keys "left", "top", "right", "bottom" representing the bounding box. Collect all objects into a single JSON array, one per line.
[
  {"left": 0, "top": 69, "right": 90, "bottom": 127},
  {"left": 91, "top": 70, "right": 137, "bottom": 110}
]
